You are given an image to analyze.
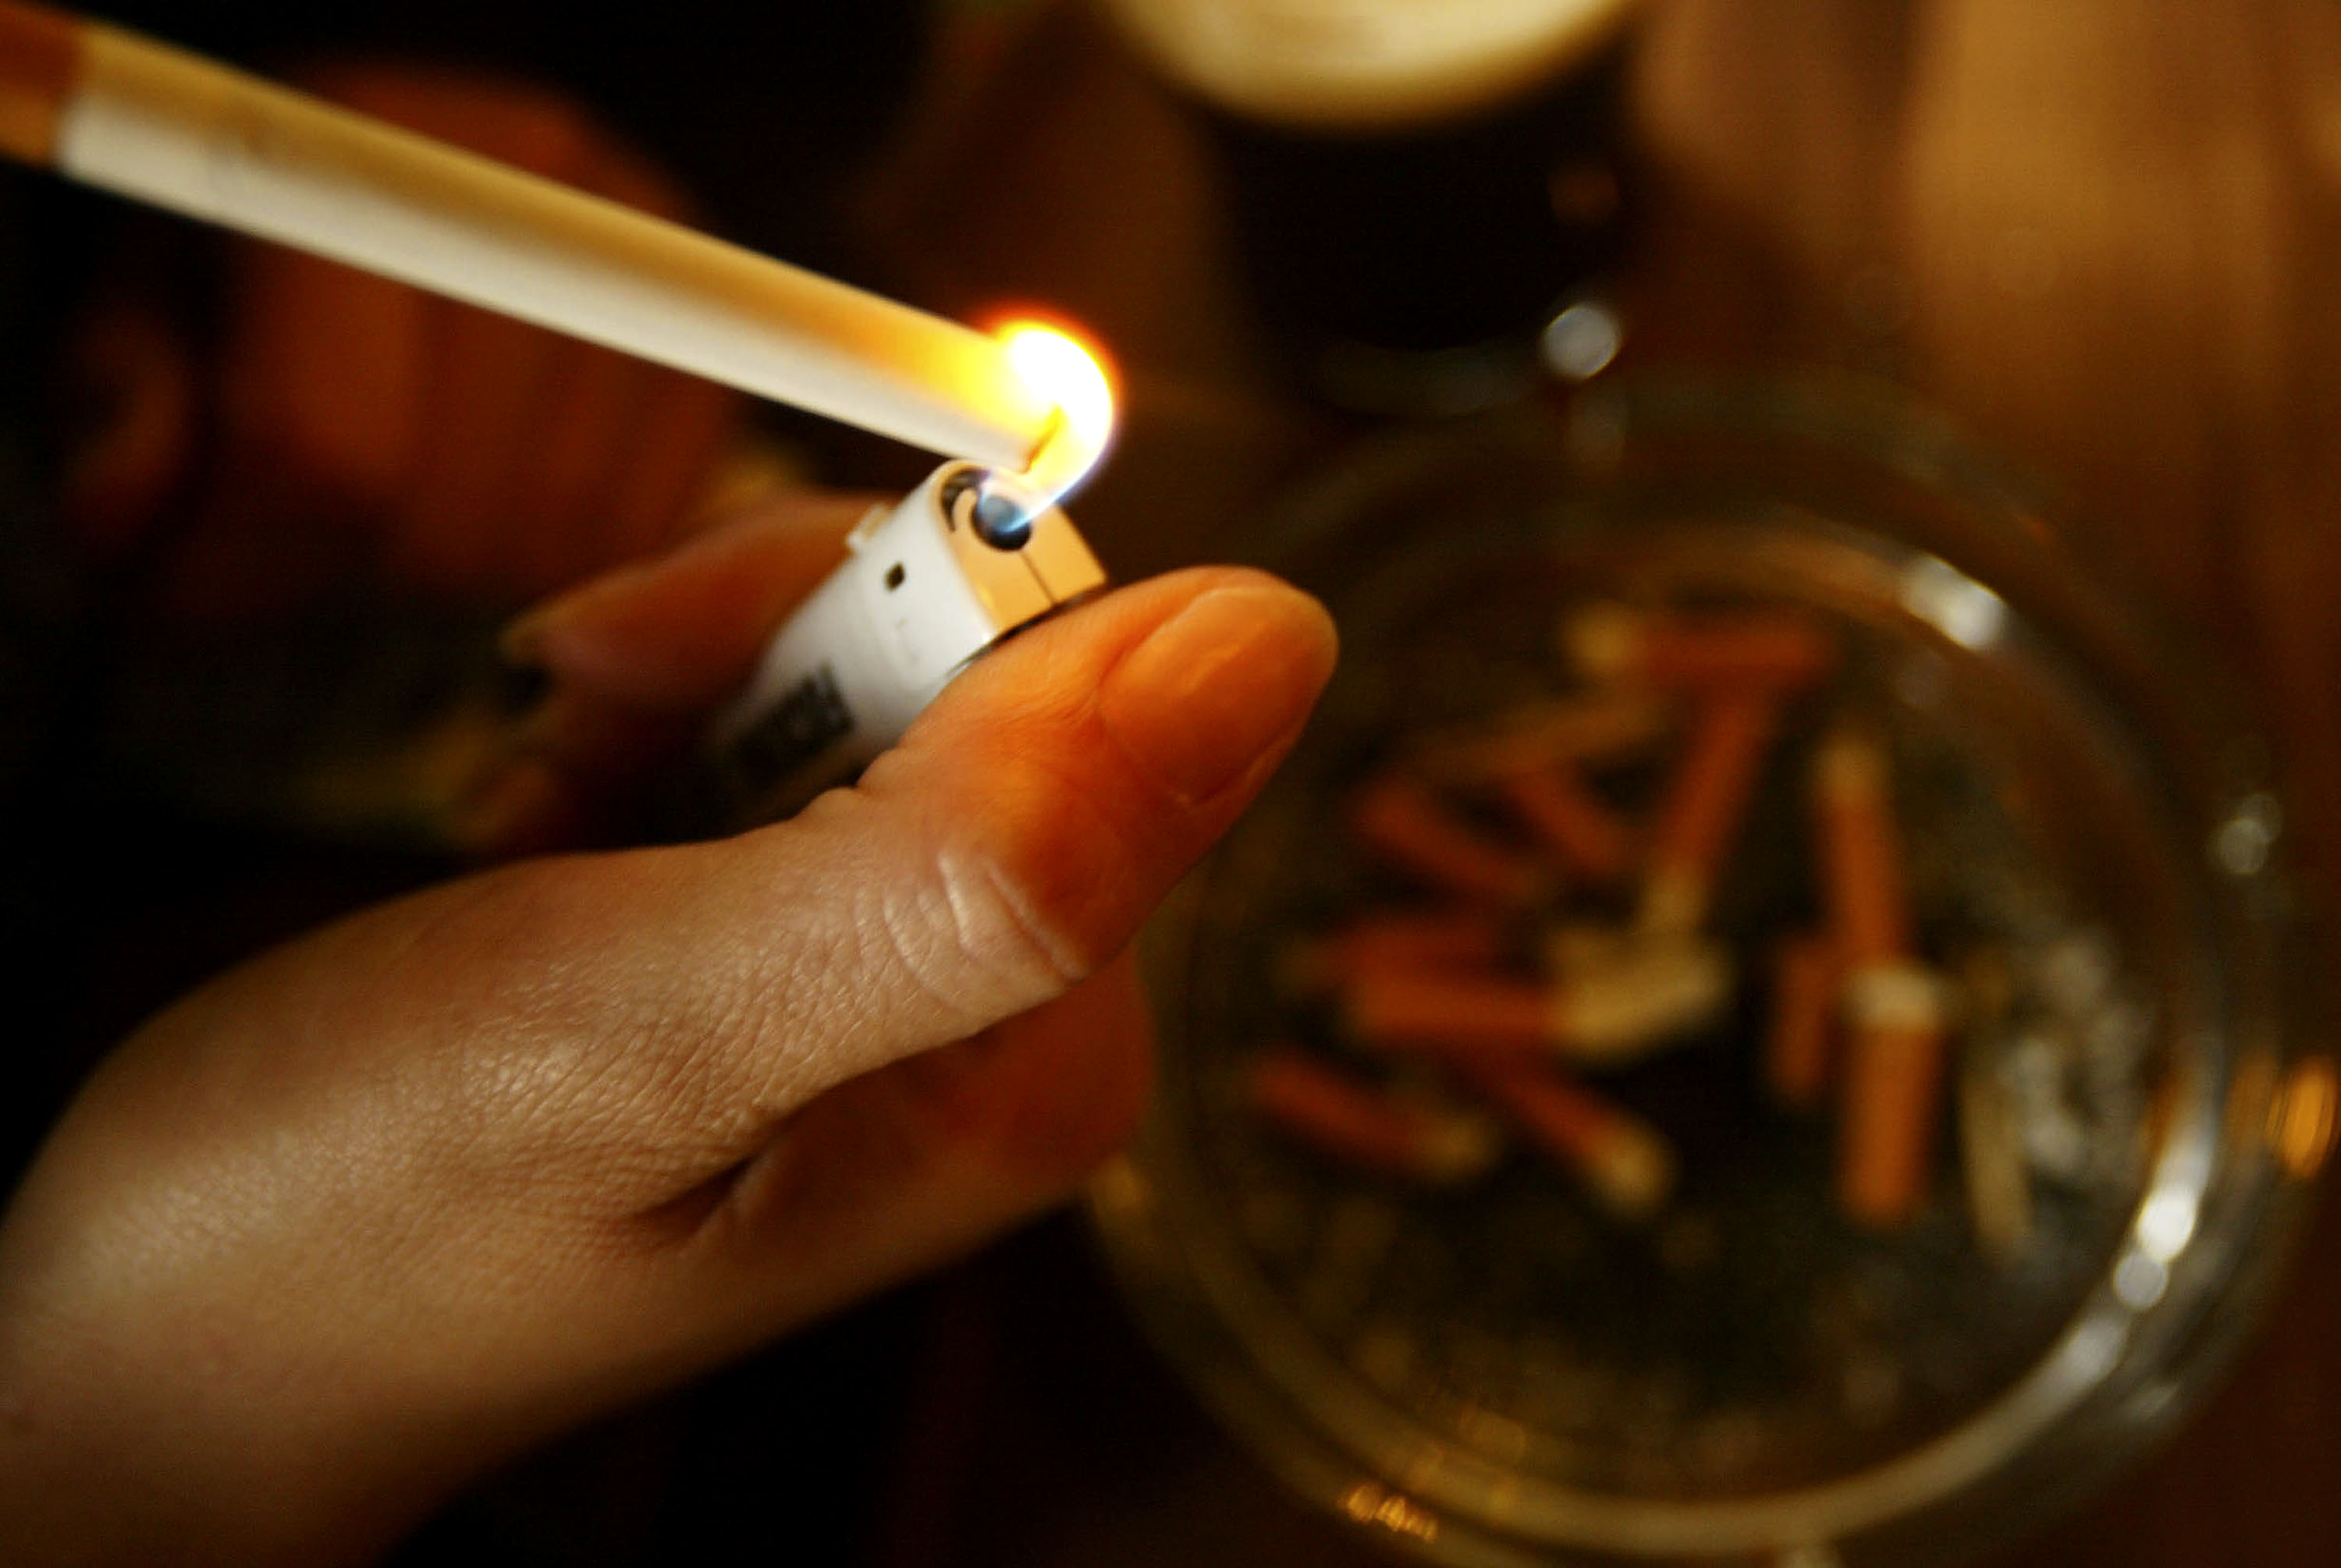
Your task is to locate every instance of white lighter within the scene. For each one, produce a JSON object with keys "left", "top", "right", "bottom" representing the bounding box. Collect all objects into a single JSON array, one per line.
[{"left": 701, "top": 463, "right": 1107, "bottom": 826}]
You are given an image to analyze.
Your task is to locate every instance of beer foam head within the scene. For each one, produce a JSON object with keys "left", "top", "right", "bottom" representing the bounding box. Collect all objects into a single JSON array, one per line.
[{"left": 1103, "top": 0, "right": 1638, "bottom": 129}]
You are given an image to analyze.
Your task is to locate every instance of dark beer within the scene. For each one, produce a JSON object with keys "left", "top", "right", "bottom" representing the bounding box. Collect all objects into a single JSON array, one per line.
[{"left": 1103, "top": 0, "right": 1639, "bottom": 410}]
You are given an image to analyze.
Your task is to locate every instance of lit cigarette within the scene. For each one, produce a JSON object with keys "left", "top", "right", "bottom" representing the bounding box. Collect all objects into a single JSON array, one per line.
[
  {"left": 1455, "top": 1061, "right": 1675, "bottom": 1221},
  {"left": 1766, "top": 932, "right": 1839, "bottom": 1112},
  {"left": 1276, "top": 910, "right": 1509, "bottom": 997},
  {"left": 1564, "top": 604, "right": 1838, "bottom": 692},
  {"left": 1351, "top": 776, "right": 1551, "bottom": 908},
  {"left": 1638, "top": 694, "right": 1778, "bottom": 934},
  {"left": 1498, "top": 760, "right": 1635, "bottom": 882},
  {"left": 1245, "top": 1049, "right": 1502, "bottom": 1186},
  {"left": 0, "top": 1, "right": 1111, "bottom": 497},
  {"left": 1344, "top": 938, "right": 1732, "bottom": 1066}
]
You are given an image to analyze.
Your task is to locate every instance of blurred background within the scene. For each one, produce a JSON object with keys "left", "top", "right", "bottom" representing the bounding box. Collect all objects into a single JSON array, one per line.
[{"left": 2, "top": 0, "right": 2338, "bottom": 1563}]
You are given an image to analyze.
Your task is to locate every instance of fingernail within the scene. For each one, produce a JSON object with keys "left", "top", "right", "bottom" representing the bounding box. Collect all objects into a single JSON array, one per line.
[{"left": 1099, "top": 580, "right": 1337, "bottom": 804}]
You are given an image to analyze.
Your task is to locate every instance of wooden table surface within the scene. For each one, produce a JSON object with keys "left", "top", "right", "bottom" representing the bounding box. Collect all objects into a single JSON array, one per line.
[{"left": 833, "top": 4, "right": 2341, "bottom": 1565}]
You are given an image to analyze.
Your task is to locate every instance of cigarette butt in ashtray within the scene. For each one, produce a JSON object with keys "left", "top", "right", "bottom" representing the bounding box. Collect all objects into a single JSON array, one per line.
[
  {"left": 1245, "top": 1048, "right": 1503, "bottom": 1186},
  {"left": 1351, "top": 775, "right": 1554, "bottom": 908},
  {"left": 1342, "top": 936, "right": 1733, "bottom": 1066},
  {"left": 1405, "top": 693, "right": 1670, "bottom": 785},
  {"left": 1810, "top": 725, "right": 1945, "bottom": 1227},
  {"left": 1637, "top": 693, "right": 1780, "bottom": 935},
  {"left": 1959, "top": 1041, "right": 2034, "bottom": 1265},
  {"left": 1498, "top": 758, "right": 1636, "bottom": 882},
  {"left": 1811, "top": 726, "right": 1915, "bottom": 960},
  {"left": 1563, "top": 603, "right": 1838, "bottom": 693},
  {"left": 1276, "top": 910, "right": 1510, "bottom": 997},
  {"left": 1838, "top": 963, "right": 1953, "bottom": 1227},
  {"left": 1456, "top": 1059, "right": 1677, "bottom": 1221},
  {"left": 1766, "top": 932, "right": 1841, "bottom": 1112},
  {"left": 1952, "top": 948, "right": 2032, "bottom": 1261}
]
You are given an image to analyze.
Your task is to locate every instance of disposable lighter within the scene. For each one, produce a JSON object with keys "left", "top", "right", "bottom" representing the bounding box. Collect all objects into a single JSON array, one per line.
[{"left": 701, "top": 462, "right": 1107, "bottom": 826}]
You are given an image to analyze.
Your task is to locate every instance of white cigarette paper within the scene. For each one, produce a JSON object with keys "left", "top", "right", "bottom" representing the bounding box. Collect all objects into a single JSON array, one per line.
[{"left": 53, "top": 23, "right": 1083, "bottom": 487}]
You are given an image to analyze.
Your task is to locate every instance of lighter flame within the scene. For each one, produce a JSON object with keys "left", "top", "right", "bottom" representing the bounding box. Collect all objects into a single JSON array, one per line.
[{"left": 998, "top": 320, "right": 1116, "bottom": 506}]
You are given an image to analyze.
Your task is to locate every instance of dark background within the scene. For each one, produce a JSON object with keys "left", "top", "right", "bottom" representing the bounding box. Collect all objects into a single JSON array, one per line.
[{"left": 3, "top": 2, "right": 2337, "bottom": 1564}]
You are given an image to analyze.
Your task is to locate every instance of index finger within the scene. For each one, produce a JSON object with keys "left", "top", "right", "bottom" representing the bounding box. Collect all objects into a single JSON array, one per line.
[
  {"left": 505, "top": 490, "right": 879, "bottom": 710},
  {"left": 453, "top": 491, "right": 878, "bottom": 854}
]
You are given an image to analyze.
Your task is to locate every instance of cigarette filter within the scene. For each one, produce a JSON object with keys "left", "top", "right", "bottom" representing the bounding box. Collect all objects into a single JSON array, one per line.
[
  {"left": 1345, "top": 936, "right": 1732, "bottom": 1066},
  {"left": 1247, "top": 1049, "right": 1503, "bottom": 1186},
  {"left": 1458, "top": 1060, "right": 1676, "bottom": 1221}
]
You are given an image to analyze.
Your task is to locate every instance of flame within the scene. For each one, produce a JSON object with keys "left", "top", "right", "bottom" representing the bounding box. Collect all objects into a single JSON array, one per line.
[{"left": 994, "top": 317, "right": 1117, "bottom": 506}]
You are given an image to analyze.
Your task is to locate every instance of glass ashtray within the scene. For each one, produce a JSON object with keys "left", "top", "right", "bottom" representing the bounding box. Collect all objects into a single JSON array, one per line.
[{"left": 1089, "top": 381, "right": 2337, "bottom": 1566}]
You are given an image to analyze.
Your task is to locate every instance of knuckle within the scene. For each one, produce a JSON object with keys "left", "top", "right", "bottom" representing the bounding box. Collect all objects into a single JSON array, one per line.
[
  {"left": 947, "top": 843, "right": 1093, "bottom": 993},
  {"left": 882, "top": 789, "right": 1135, "bottom": 1027},
  {"left": 965, "top": 779, "right": 1140, "bottom": 977}
]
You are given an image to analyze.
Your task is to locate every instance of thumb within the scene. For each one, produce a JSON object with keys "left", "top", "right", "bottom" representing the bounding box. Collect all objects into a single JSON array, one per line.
[
  {"left": 0, "top": 566, "right": 1333, "bottom": 1550},
  {"left": 614, "top": 565, "right": 1337, "bottom": 1136}
]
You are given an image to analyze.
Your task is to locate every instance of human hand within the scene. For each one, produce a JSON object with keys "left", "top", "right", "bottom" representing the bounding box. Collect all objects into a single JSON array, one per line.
[
  {"left": 60, "top": 65, "right": 742, "bottom": 621},
  {"left": 0, "top": 497, "right": 1337, "bottom": 1565}
]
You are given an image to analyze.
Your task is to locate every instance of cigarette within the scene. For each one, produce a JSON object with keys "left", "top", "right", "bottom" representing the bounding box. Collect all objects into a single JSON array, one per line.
[
  {"left": 1498, "top": 760, "right": 1635, "bottom": 882},
  {"left": 0, "top": 1, "right": 1107, "bottom": 496},
  {"left": 1344, "top": 970, "right": 1548, "bottom": 1054},
  {"left": 1638, "top": 694, "right": 1778, "bottom": 934},
  {"left": 1245, "top": 1049, "right": 1502, "bottom": 1186},
  {"left": 1344, "top": 938, "right": 1732, "bottom": 1066},
  {"left": 1838, "top": 963, "right": 1951, "bottom": 1226},
  {"left": 1456, "top": 1061, "right": 1676, "bottom": 1221},
  {"left": 1952, "top": 949, "right": 2029, "bottom": 1259},
  {"left": 1405, "top": 694, "right": 1669, "bottom": 784},
  {"left": 1564, "top": 603, "right": 1837, "bottom": 692},
  {"left": 1766, "top": 932, "right": 1840, "bottom": 1112},
  {"left": 1958, "top": 1041, "right": 2034, "bottom": 1265},
  {"left": 1810, "top": 727, "right": 1913, "bottom": 962},
  {"left": 1810, "top": 725, "right": 1945, "bottom": 1226},
  {"left": 1351, "top": 776, "right": 1552, "bottom": 908},
  {"left": 1276, "top": 910, "right": 1509, "bottom": 997},
  {"left": 1559, "top": 936, "right": 1735, "bottom": 1059},
  {"left": 2270, "top": 1057, "right": 2341, "bottom": 1182}
]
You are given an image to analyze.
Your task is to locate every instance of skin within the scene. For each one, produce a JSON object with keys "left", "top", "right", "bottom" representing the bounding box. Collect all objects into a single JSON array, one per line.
[
  {"left": 0, "top": 497, "right": 1339, "bottom": 1564},
  {"left": 13, "top": 62, "right": 1341, "bottom": 1560}
]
